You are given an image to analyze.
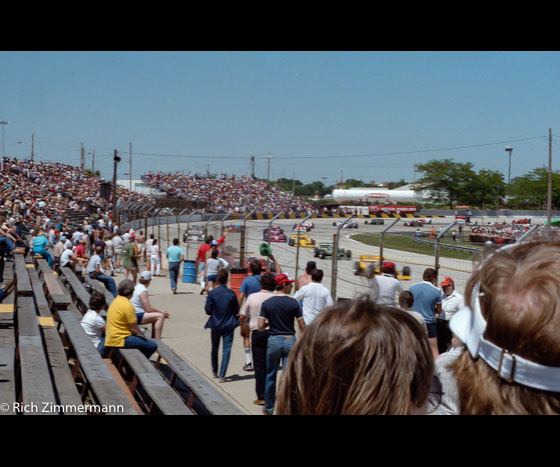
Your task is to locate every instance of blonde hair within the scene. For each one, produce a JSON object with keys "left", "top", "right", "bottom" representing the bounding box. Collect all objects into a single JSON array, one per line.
[
  {"left": 276, "top": 296, "right": 433, "bottom": 415},
  {"left": 452, "top": 240, "right": 560, "bottom": 414}
]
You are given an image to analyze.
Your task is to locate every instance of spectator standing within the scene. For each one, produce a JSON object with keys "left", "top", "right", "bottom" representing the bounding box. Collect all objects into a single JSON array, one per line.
[
  {"left": 112, "top": 233, "right": 123, "bottom": 272},
  {"left": 53, "top": 235, "right": 65, "bottom": 264},
  {"left": 367, "top": 261, "right": 404, "bottom": 307},
  {"left": 166, "top": 238, "right": 184, "bottom": 294},
  {"left": 122, "top": 232, "right": 139, "bottom": 284},
  {"left": 204, "top": 269, "right": 240, "bottom": 383},
  {"left": 258, "top": 273, "right": 306, "bottom": 415},
  {"left": 130, "top": 271, "right": 170, "bottom": 339},
  {"left": 149, "top": 239, "right": 162, "bottom": 276},
  {"left": 275, "top": 296, "right": 433, "bottom": 415},
  {"left": 295, "top": 261, "right": 316, "bottom": 292},
  {"left": 409, "top": 268, "right": 442, "bottom": 359},
  {"left": 145, "top": 234, "right": 155, "bottom": 272},
  {"left": 293, "top": 269, "right": 333, "bottom": 325},
  {"left": 98, "top": 280, "right": 158, "bottom": 359},
  {"left": 398, "top": 290, "right": 427, "bottom": 334},
  {"left": 202, "top": 248, "right": 229, "bottom": 294},
  {"left": 240, "top": 272, "right": 276, "bottom": 406},
  {"left": 429, "top": 335, "right": 463, "bottom": 415},
  {"left": 437, "top": 276, "right": 464, "bottom": 354}
]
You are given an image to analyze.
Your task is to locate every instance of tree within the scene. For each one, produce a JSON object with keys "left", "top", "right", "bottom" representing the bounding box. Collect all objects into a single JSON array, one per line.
[
  {"left": 459, "top": 169, "right": 506, "bottom": 209},
  {"left": 508, "top": 167, "right": 560, "bottom": 209},
  {"left": 412, "top": 159, "right": 476, "bottom": 209}
]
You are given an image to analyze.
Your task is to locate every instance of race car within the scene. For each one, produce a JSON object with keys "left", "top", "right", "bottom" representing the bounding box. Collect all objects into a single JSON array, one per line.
[
  {"left": 183, "top": 224, "right": 206, "bottom": 242},
  {"left": 364, "top": 218, "right": 385, "bottom": 225},
  {"left": 313, "top": 243, "right": 352, "bottom": 260},
  {"left": 332, "top": 220, "right": 359, "bottom": 229},
  {"left": 263, "top": 225, "right": 284, "bottom": 238},
  {"left": 288, "top": 234, "right": 316, "bottom": 247},
  {"left": 404, "top": 219, "right": 432, "bottom": 227},
  {"left": 263, "top": 228, "right": 287, "bottom": 242},
  {"left": 353, "top": 255, "right": 411, "bottom": 280},
  {"left": 292, "top": 221, "right": 315, "bottom": 232}
]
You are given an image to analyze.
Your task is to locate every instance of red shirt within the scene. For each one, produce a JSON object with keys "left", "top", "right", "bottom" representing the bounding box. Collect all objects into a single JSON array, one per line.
[{"left": 196, "top": 234, "right": 226, "bottom": 263}]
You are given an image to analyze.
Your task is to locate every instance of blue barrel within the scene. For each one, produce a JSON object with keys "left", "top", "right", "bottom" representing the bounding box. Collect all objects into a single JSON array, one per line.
[{"left": 182, "top": 261, "right": 197, "bottom": 283}]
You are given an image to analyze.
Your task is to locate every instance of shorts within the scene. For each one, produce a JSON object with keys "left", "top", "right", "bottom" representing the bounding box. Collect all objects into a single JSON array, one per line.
[
  {"left": 207, "top": 274, "right": 217, "bottom": 283},
  {"left": 136, "top": 312, "right": 145, "bottom": 323},
  {"left": 426, "top": 322, "right": 437, "bottom": 339}
]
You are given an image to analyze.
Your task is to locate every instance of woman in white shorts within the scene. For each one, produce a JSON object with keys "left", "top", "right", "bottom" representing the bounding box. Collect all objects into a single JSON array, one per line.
[{"left": 150, "top": 239, "right": 161, "bottom": 276}]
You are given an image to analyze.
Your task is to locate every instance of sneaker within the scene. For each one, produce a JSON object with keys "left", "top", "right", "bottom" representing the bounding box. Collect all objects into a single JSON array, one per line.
[
  {"left": 219, "top": 377, "right": 227, "bottom": 383},
  {"left": 172, "top": 289, "right": 177, "bottom": 295},
  {"left": 243, "top": 363, "right": 254, "bottom": 372},
  {"left": 253, "top": 399, "right": 265, "bottom": 406},
  {"left": 212, "top": 373, "right": 219, "bottom": 378},
  {"left": 262, "top": 407, "right": 272, "bottom": 415}
]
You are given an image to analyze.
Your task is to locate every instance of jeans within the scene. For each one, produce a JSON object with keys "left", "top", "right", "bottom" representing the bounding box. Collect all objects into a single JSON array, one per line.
[
  {"left": 98, "top": 335, "right": 158, "bottom": 359},
  {"left": 90, "top": 272, "right": 117, "bottom": 297},
  {"left": 210, "top": 330, "right": 234, "bottom": 378},
  {"left": 169, "top": 262, "right": 180, "bottom": 290},
  {"left": 251, "top": 330, "right": 270, "bottom": 400},
  {"left": 33, "top": 247, "right": 53, "bottom": 266},
  {"left": 264, "top": 335, "right": 296, "bottom": 414}
]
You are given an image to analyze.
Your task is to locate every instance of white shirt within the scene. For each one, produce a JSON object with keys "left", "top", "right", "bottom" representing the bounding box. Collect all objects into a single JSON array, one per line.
[
  {"left": 72, "top": 231, "right": 84, "bottom": 243},
  {"left": 60, "top": 248, "right": 74, "bottom": 267},
  {"left": 80, "top": 310, "right": 106, "bottom": 349},
  {"left": 432, "top": 345, "right": 463, "bottom": 415},
  {"left": 130, "top": 283, "right": 148, "bottom": 315},
  {"left": 293, "top": 281, "right": 334, "bottom": 325},
  {"left": 87, "top": 255, "right": 103, "bottom": 274},
  {"left": 368, "top": 274, "right": 404, "bottom": 306},
  {"left": 440, "top": 290, "right": 465, "bottom": 320}
]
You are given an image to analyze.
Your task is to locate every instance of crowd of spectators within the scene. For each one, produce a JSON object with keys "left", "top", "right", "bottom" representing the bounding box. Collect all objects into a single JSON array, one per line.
[
  {"left": 141, "top": 172, "right": 317, "bottom": 214},
  {"left": 469, "top": 220, "right": 560, "bottom": 244}
]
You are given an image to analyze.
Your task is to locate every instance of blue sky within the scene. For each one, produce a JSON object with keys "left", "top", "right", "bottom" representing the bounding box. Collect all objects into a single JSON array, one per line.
[{"left": 1, "top": 51, "right": 559, "bottom": 186}]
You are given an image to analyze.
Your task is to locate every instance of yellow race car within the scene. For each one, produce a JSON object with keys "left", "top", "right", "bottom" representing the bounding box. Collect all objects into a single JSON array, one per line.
[
  {"left": 353, "top": 255, "right": 411, "bottom": 280},
  {"left": 288, "top": 234, "right": 316, "bottom": 247}
]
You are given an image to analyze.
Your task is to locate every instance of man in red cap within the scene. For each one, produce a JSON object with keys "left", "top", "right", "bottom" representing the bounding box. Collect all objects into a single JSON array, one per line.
[
  {"left": 258, "top": 273, "right": 306, "bottom": 415},
  {"left": 367, "top": 260, "right": 404, "bottom": 307},
  {"left": 437, "top": 276, "right": 464, "bottom": 354}
]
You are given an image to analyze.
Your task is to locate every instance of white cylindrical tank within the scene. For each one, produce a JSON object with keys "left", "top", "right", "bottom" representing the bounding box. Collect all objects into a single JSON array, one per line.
[{"left": 332, "top": 188, "right": 423, "bottom": 203}]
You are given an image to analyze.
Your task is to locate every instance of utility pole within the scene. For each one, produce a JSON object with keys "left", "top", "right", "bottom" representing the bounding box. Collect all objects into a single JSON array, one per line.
[
  {"left": 250, "top": 156, "right": 255, "bottom": 179},
  {"left": 113, "top": 150, "right": 121, "bottom": 224},
  {"left": 81, "top": 143, "right": 85, "bottom": 171},
  {"left": 267, "top": 152, "right": 271, "bottom": 182},
  {"left": 129, "top": 142, "right": 132, "bottom": 191},
  {"left": 547, "top": 128, "right": 553, "bottom": 232},
  {"left": 92, "top": 149, "right": 95, "bottom": 174},
  {"left": 292, "top": 170, "right": 296, "bottom": 194},
  {"left": 31, "top": 133, "right": 34, "bottom": 161}
]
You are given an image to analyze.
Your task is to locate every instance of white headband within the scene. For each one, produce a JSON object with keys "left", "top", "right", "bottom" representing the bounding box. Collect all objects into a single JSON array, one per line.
[{"left": 450, "top": 242, "right": 560, "bottom": 392}]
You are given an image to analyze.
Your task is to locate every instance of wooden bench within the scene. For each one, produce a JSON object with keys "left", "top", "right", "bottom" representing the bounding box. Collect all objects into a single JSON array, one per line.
[
  {"left": 14, "top": 296, "right": 58, "bottom": 414},
  {"left": 0, "top": 293, "right": 16, "bottom": 415},
  {"left": 56, "top": 309, "right": 141, "bottom": 415},
  {"left": 115, "top": 349, "right": 194, "bottom": 415},
  {"left": 34, "top": 258, "right": 72, "bottom": 312},
  {"left": 57, "top": 266, "right": 95, "bottom": 316},
  {"left": 83, "top": 275, "right": 115, "bottom": 307},
  {"left": 153, "top": 340, "right": 248, "bottom": 415},
  {"left": 13, "top": 255, "right": 33, "bottom": 297}
]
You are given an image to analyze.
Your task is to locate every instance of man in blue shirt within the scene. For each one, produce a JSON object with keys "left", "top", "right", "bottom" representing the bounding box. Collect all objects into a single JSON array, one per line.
[
  {"left": 409, "top": 268, "right": 442, "bottom": 359},
  {"left": 238, "top": 254, "right": 282, "bottom": 371},
  {"left": 166, "top": 238, "right": 185, "bottom": 294},
  {"left": 204, "top": 269, "right": 240, "bottom": 382}
]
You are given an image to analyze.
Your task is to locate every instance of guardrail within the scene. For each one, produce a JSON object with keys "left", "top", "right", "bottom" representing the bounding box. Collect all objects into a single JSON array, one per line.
[{"left": 413, "top": 236, "right": 482, "bottom": 253}]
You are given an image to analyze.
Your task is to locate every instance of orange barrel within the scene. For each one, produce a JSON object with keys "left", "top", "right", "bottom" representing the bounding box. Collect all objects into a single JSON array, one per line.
[{"left": 230, "top": 267, "right": 248, "bottom": 299}]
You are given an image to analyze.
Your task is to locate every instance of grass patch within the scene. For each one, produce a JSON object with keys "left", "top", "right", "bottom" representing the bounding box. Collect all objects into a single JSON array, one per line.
[{"left": 350, "top": 233, "right": 481, "bottom": 261}]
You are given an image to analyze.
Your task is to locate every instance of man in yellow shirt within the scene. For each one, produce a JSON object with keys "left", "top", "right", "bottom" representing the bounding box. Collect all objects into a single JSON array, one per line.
[{"left": 98, "top": 279, "right": 158, "bottom": 359}]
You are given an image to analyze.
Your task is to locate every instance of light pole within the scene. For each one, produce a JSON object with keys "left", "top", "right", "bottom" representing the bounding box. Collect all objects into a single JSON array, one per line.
[
  {"left": 505, "top": 146, "right": 513, "bottom": 185},
  {"left": 0, "top": 121, "right": 9, "bottom": 171},
  {"left": 113, "top": 150, "right": 122, "bottom": 225}
]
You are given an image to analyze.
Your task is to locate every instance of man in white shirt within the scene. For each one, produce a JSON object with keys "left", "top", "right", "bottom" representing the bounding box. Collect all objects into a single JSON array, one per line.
[
  {"left": 368, "top": 261, "right": 404, "bottom": 307},
  {"left": 436, "top": 276, "right": 464, "bottom": 354},
  {"left": 293, "top": 269, "right": 334, "bottom": 325},
  {"left": 80, "top": 291, "right": 107, "bottom": 353}
]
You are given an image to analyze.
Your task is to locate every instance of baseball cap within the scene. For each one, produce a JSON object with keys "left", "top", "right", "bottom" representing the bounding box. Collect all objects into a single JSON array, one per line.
[
  {"left": 210, "top": 240, "right": 218, "bottom": 246},
  {"left": 440, "top": 277, "right": 454, "bottom": 287},
  {"left": 139, "top": 271, "right": 152, "bottom": 281},
  {"left": 60, "top": 236, "right": 67, "bottom": 242},
  {"left": 275, "top": 273, "right": 296, "bottom": 286},
  {"left": 130, "top": 232, "right": 135, "bottom": 238},
  {"left": 382, "top": 261, "right": 395, "bottom": 271}
]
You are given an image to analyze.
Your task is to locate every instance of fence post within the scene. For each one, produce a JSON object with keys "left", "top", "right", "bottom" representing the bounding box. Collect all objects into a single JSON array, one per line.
[
  {"left": 294, "top": 213, "right": 313, "bottom": 280},
  {"left": 435, "top": 220, "right": 457, "bottom": 280},
  {"left": 240, "top": 210, "right": 256, "bottom": 268},
  {"left": 221, "top": 213, "right": 232, "bottom": 236},
  {"left": 184, "top": 209, "right": 200, "bottom": 261},
  {"left": 331, "top": 215, "right": 355, "bottom": 303},
  {"left": 267, "top": 212, "right": 283, "bottom": 271},
  {"left": 378, "top": 218, "right": 400, "bottom": 274}
]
